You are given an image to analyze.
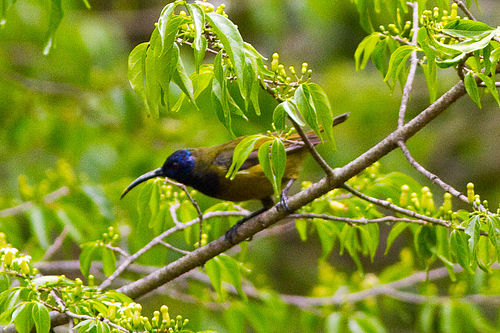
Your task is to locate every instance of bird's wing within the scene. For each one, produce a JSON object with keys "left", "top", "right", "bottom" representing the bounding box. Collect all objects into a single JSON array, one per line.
[{"left": 212, "top": 138, "right": 307, "bottom": 172}]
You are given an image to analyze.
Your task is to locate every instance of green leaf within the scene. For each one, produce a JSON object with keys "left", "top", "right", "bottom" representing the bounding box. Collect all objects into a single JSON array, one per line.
[
  {"left": 270, "top": 138, "right": 286, "bottom": 194},
  {"left": 218, "top": 255, "right": 247, "bottom": 301},
  {"left": 79, "top": 242, "right": 99, "bottom": 277},
  {"left": 465, "top": 215, "right": 481, "bottom": 256},
  {"left": 385, "top": 223, "right": 408, "bottom": 254},
  {"left": 450, "top": 229, "right": 473, "bottom": 272},
  {"left": 13, "top": 303, "right": 34, "bottom": 333},
  {"left": 313, "top": 220, "right": 337, "bottom": 260},
  {"left": 148, "top": 179, "right": 161, "bottom": 224},
  {"left": 205, "top": 257, "right": 224, "bottom": 301},
  {"left": 370, "top": 38, "right": 389, "bottom": 76},
  {"left": 55, "top": 209, "right": 82, "bottom": 243},
  {"left": 477, "top": 73, "right": 500, "bottom": 106},
  {"left": 326, "top": 312, "right": 345, "bottom": 333},
  {"left": 414, "top": 225, "right": 436, "bottom": 263},
  {"left": 444, "top": 19, "right": 494, "bottom": 32},
  {"left": 308, "top": 83, "right": 335, "bottom": 145},
  {"left": 43, "top": 0, "right": 63, "bottom": 55},
  {"left": 128, "top": 42, "right": 149, "bottom": 104},
  {"left": 272, "top": 102, "right": 286, "bottom": 130},
  {"left": 101, "top": 247, "right": 116, "bottom": 277},
  {"left": 82, "top": 184, "right": 113, "bottom": 220},
  {"left": 157, "top": 3, "right": 178, "bottom": 50},
  {"left": 365, "top": 223, "right": 379, "bottom": 261},
  {"left": 212, "top": 51, "right": 233, "bottom": 135},
  {"left": 27, "top": 205, "right": 49, "bottom": 249},
  {"left": 0, "top": 0, "right": 17, "bottom": 27},
  {"left": 419, "top": 303, "right": 438, "bottom": 333},
  {"left": 206, "top": 12, "right": 246, "bottom": 94},
  {"left": 464, "top": 72, "right": 482, "bottom": 108},
  {"left": 226, "top": 135, "right": 266, "bottom": 180},
  {"left": 186, "top": 4, "right": 206, "bottom": 72},
  {"left": 258, "top": 141, "right": 275, "bottom": 193},
  {"left": 32, "top": 303, "right": 50, "bottom": 333},
  {"left": 279, "top": 100, "right": 305, "bottom": 126},
  {"left": 355, "top": 33, "right": 383, "bottom": 70},
  {"left": 384, "top": 45, "right": 416, "bottom": 90},
  {"left": 294, "top": 84, "right": 321, "bottom": 138},
  {"left": 172, "top": 50, "right": 197, "bottom": 107},
  {"left": 295, "top": 219, "right": 308, "bottom": 241}
]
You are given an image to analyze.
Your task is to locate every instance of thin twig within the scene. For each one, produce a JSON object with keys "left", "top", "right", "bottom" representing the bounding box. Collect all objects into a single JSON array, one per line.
[
  {"left": 0, "top": 186, "right": 69, "bottom": 217},
  {"left": 165, "top": 178, "right": 205, "bottom": 249},
  {"left": 105, "top": 244, "right": 130, "bottom": 258},
  {"left": 453, "top": 0, "right": 476, "bottom": 21},
  {"left": 99, "top": 210, "right": 247, "bottom": 290},
  {"left": 289, "top": 117, "right": 335, "bottom": 179},
  {"left": 399, "top": 142, "right": 469, "bottom": 204},
  {"left": 342, "top": 183, "right": 450, "bottom": 227},
  {"left": 291, "top": 213, "right": 428, "bottom": 225},
  {"left": 158, "top": 240, "right": 191, "bottom": 255},
  {"left": 169, "top": 202, "right": 182, "bottom": 226},
  {"left": 398, "top": 2, "right": 419, "bottom": 128},
  {"left": 41, "top": 227, "right": 69, "bottom": 261}
]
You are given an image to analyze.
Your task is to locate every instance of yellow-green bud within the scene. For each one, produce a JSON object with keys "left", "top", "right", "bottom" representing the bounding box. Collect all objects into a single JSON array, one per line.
[
  {"left": 301, "top": 62, "right": 308, "bottom": 75},
  {"left": 467, "top": 182, "right": 475, "bottom": 203},
  {"left": 161, "top": 305, "right": 170, "bottom": 323},
  {"left": 450, "top": 3, "right": 458, "bottom": 19},
  {"left": 388, "top": 24, "right": 399, "bottom": 34},
  {"left": 443, "top": 193, "right": 452, "bottom": 212},
  {"left": 18, "top": 175, "right": 34, "bottom": 201},
  {"left": 411, "top": 192, "right": 419, "bottom": 208},
  {"left": 3, "top": 248, "right": 18, "bottom": 266},
  {"left": 20, "top": 259, "right": 30, "bottom": 275},
  {"left": 289, "top": 66, "right": 296, "bottom": 75},
  {"left": 179, "top": 10, "right": 187, "bottom": 16},
  {"left": 400, "top": 185, "right": 410, "bottom": 207},
  {"left": 433, "top": 7, "right": 439, "bottom": 18}
]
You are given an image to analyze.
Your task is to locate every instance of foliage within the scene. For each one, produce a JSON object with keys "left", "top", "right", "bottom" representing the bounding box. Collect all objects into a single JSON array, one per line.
[{"left": 0, "top": 0, "right": 499, "bottom": 332}]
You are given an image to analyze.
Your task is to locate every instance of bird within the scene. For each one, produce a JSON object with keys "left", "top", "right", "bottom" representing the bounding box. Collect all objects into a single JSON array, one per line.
[{"left": 121, "top": 112, "right": 349, "bottom": 241}]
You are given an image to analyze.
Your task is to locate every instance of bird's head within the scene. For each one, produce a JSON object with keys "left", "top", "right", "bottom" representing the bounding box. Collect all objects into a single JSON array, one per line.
[{"left": 121, "top": 149, "right": 195, "bottom": 199}]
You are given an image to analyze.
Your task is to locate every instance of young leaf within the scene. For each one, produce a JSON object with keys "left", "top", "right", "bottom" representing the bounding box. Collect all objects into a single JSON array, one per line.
[
  {"left": 384, "top": 45, "right": 416, "bottom": 90},
  {"left": 385, "top": 223, "right": 408, "bottom": 254},
  {"left": 81, "top": 184, "right": 113, "bottom": 220},
  {"left": 128, "top": 42, "right": 149, "bottom": 104},
  {"left": 354, "top": 32, "right": 383, "bottom": 70},
  {"left": 258, "top": 141, "right": 276, "bottom": 192},
  {"left": 186, "top": 4, "right": 206, "bottom": 72},
  {"left": 32, "top": 303, "right": 50, "bottom": 333},
  {"left": 464, "top": 72, "right": 481, "bottom": 108},
  {"left": 450, "top": 229, "right": 473, "bottom": 272},
  {"left": 206, "top": 12, "right": 247, "bottom": 95},
  {"left": 272, "top": 103, "right": 286, "bottom": 130},
  {"left": 79, "top": 242, "right": 99, "bottom": 277},
  {"left": 465, "top": 215, "right": 481, "bottom": 256},
  {"left": 270, "top": 138, "right": 286, "bottom": 194},
  {"left": 205, "top": 257, "right": 224, "bottom": 301},
  {"left": 218, "top": 255, "right": 247, "bottom": 301},
  {"left": 308, "top": 83, "right": 335, "bottom": 145},
  {"left": 294, "top": 84, "right": 321, "bottom": 138},
  {"left": 295, "top": 219, "right": 308, "bottom": 241},
  {"left": 43, "top": 0, "right": 63, "bottom": 55},
  {"left": 27, "top": 205, "right": 49, "bottom": 249},
  {"left": 226, "top": 135, "right": 266, "bottom": 180},
  {"left": 13, "top": 303, "right": 34, "bottom": 333},
  {"left": 313, "top": 220, "right": 337, "bottom": 261},
  {"left": 172, "top": 51, "right": 197, "bottom": 108},
  {"left": 476, "top": 73, "right": 500, "bottom": 106},
  {"left": 280, "top": 100, "right": 305, "bottom": 126},
  {"left": 101, "top": 247, "right": 116, "bottom": 277},
  {"left": 157, "top": 3, "right": 177, "bottom": 49}
]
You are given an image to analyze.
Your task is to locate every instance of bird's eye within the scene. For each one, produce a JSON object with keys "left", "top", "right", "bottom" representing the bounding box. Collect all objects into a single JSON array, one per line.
[{"left": 172, "top": 162, "right": 179, "bottom": 169}]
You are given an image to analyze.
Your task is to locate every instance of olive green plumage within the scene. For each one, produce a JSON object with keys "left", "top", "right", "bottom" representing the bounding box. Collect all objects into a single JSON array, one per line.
[{"left": 121, "top": 112, "right": 349, "bottom": 202}]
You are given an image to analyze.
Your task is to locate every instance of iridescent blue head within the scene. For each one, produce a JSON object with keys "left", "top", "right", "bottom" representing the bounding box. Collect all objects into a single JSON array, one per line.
[
  {"left": 161, "top": 149, "right": 195, "bottom": 184},
  {"left": 120, "top": 149, "right": 196, "bottom": 199}
]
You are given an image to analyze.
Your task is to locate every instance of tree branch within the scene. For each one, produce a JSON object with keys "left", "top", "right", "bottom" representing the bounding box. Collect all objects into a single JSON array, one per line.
[
  {"left": 115, "top": 80, "right": 466, "bottom": 300},
  {"left": 0, "top": 186, "right": 69, "bottom": 217}
]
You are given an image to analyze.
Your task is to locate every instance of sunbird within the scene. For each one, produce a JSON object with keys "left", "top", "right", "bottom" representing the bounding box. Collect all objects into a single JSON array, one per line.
[{"left": 121, "top": 112, "right": 349, "bottom": 240}]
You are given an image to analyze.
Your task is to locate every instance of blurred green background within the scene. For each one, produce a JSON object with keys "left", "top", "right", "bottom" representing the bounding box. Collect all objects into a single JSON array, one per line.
[{"left": 1, "top": 0, "right": 499, "bottom": 331}]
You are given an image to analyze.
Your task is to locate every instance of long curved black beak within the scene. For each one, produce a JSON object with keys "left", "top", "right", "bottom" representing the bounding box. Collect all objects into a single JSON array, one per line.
[{"left": 121, "top": 168, "right": 164, "bottom": 199}]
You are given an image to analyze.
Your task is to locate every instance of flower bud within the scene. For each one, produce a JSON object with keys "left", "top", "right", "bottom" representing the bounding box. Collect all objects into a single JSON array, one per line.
[
  {"left": 400, "top": 185, "right": 409, "bottom": 207},
  {"left": 467, "top": 183, "right": 474, "bottom": 203},
  {"left": 443, "top": 193, "right": 452, "bottom": 213}
]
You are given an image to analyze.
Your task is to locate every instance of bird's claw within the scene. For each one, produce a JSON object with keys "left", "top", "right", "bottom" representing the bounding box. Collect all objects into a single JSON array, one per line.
[{"left": 276, "top": 194, "right": 292, "bottom": 213}]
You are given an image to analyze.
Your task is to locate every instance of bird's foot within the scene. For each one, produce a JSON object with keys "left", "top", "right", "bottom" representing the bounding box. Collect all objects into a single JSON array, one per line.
[
  {"left": 276, "top": 193, "right": 292, "bottom": 213},
  {"left": 276, "top": 179, "right": 295, "bottom": 213},
  {"left": 224, "top": 207, "right": 266, "bottom": 244}
]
